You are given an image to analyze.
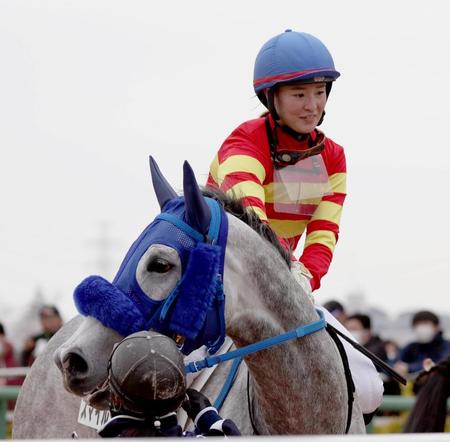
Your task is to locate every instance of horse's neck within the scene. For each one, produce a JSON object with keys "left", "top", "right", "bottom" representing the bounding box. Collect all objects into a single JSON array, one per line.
[
  {"left": 223, "top": 215, "right": 348, "bottom": 434},
  {"left": 224, "top": 215, "right": 317, "bottom": 336}
]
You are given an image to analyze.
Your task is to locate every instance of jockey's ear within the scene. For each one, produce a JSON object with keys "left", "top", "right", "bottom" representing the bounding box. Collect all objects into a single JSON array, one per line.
[
  {"left": 87, "top": 384, "right": 112, "bottom": 411},
  {"left": 183, "top": 161, "right": 211, "bottom": 235},
  {"left": 149, "top": 156, "right": 178, "bottom": 210}
]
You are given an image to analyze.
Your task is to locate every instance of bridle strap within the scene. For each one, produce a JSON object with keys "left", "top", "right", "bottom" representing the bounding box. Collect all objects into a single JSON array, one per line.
[{"left": 185, "top": 309, "right": 326, "bottom": 373}]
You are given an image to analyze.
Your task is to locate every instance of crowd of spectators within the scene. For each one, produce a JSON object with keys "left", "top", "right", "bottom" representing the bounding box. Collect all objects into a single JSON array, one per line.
[
  {"left": 323, "top": 300, "right": 450, "bottom": 394},
  {"left": 2, "top": 300, "right": 450, "bottom": 398},
  {"left": 0, "top": 305, "right": 63, "bottom": 386}
]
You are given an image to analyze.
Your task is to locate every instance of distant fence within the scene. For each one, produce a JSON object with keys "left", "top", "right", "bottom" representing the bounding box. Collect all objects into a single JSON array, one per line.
[
  {"left": 379, "top": 395, "right": 450, "bottom": 412},
  {"left": 0, "top": 386, "right": 20, "bottom": 439},
  {"left": 0, "top": 368, "right": 30, "bottom": 378},
  {"left": 0, "top": 367, "right": 29, "bottom": 439}
]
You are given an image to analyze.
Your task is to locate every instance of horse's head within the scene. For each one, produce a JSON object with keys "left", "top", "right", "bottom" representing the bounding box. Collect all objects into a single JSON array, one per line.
[{"left": 54, "top": 158, "right": 230, "bottom": 397}]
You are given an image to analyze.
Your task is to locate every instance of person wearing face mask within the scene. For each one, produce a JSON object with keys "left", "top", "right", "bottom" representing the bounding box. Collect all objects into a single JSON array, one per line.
[
  {"left": 395, "top": 310, "right": 450, "bottom": 376},
  {"left": 345, "top": 314, "right": 387, "bottom": 361},
  {"left": 207, "top": 29, "right": 384, "bottom": 418},
  {"left": 345, "top": 314, "right": 401, "bottom": 395}
]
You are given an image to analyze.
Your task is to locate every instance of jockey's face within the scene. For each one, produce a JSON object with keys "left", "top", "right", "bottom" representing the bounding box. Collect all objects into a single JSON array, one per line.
[{"left": 275, "top": 82, "right": 327, "bottom": 134}]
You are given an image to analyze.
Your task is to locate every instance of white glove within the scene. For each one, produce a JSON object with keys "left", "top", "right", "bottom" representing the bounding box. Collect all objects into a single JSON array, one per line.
[{"left": 291, "top": 261, "right": 314, "bottom": 304}]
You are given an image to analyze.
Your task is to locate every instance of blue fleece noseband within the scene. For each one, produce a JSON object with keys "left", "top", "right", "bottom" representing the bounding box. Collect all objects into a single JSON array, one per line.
[{"left": 75, "top": 197, "right": 228, "bottom": 355}]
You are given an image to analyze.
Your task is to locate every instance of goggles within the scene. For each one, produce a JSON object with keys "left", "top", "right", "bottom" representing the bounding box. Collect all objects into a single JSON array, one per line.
[{"left": 264, "top": 116, "right": 325, "bottom": 169}]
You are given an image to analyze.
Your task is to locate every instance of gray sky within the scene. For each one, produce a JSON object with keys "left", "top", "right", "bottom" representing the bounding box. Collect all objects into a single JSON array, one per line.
[{"left": 1, "top": 0, "right": 449, "bottom": 324}]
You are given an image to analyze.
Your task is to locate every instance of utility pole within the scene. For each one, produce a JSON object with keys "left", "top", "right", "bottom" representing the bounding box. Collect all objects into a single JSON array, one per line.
[{"left": 88, "top": 222, "right": 117, "bottom": 279}]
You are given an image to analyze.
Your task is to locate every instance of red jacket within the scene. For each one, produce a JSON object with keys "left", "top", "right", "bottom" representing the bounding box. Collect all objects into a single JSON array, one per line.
[{"left": 207, "top": 116, "right": 346, "bottom": 291}]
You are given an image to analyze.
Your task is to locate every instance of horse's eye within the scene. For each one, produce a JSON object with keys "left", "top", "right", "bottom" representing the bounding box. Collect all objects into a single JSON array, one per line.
[{"left": 146, "top": 258, "right": 173, "bottom": 273}]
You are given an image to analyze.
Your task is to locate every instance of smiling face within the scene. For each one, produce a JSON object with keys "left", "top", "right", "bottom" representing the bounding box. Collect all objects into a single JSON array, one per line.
[{"left": 274, "top": 82, "right": 327, "bottom": 133}]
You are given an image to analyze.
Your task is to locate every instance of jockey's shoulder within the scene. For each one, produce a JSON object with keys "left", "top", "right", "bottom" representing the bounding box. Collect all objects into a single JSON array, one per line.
[
  {"left": 323, "top": 135, "right": 345, "bottom": 155},
  {"left": 230, "top": 117, "right": 266, "bottom": 137}
]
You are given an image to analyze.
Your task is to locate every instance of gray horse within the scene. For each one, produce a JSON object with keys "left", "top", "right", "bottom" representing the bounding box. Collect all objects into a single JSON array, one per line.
[{"left": 13, "top": 159, "right": 365, "bottom": 437}]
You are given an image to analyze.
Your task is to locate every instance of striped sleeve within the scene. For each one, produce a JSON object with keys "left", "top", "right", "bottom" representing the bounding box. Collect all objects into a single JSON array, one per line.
[
  {"left": 207, "top": 124, "right": 270, "bottom": 221},
  {"left": 299, "top": 145, "right": 347, "bottom": 291},
  {"left": 207, "top": 124, "right": 296, "bottom": 253}
]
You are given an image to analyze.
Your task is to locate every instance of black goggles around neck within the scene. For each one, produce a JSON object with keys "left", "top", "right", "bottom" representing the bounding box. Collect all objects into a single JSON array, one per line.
[{"left": 264, "top": 115, "right": 325, "bottom": 169}]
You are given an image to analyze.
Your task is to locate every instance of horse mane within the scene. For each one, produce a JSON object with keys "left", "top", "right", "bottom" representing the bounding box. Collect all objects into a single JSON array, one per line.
[
  {"left": 403, "top": 356, "right": 450, "bottom": 433},
  {"left": 201, "top": 187, "right": 291, "bottom": 268}
]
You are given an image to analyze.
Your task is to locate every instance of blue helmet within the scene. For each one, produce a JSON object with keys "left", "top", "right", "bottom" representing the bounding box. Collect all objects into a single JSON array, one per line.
[{"left": 253, "top": 30, "right": 340, "bottom": 105}]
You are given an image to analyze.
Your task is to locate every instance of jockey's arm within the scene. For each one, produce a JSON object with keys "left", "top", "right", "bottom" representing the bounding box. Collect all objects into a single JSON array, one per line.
[{"left": 299, "top": 151, "right": 347, "bottom": 291}]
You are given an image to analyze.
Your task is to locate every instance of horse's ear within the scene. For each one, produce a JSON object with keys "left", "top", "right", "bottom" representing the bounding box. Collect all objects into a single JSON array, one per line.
[
  {"left": 183, "top": 161, "right": 211, "bottom": 235},
  {"left": 149, "top": 156, "right": 178, "bottom": 210}
]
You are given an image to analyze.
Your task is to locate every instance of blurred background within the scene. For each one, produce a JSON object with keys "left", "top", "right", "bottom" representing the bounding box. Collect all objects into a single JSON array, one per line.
[{"left": 0, "top": 0, "right": 449, "bottom": 354}]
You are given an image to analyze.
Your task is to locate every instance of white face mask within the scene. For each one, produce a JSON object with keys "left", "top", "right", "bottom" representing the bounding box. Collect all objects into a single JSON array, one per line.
[
  {"left": 413, "top": 324, "right": 436, "bottom": 343},
  {"left": 350, "top": 330, "right": 365, "bottom": 345}
]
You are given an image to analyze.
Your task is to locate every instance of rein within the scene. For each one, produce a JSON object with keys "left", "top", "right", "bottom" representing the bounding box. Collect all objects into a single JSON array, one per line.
[{"left": 185, "top": 309, "right": 327, "bottom": 373}]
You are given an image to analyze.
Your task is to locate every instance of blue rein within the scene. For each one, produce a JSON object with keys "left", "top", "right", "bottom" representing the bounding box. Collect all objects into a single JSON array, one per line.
[{"left": 185, "top": 309, "right": 327, "bottom": 373}]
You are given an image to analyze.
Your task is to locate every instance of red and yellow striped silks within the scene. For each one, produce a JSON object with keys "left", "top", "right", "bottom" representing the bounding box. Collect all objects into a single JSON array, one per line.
[{"left": 207, "top": 116, "right": 346, "bottom": 291}]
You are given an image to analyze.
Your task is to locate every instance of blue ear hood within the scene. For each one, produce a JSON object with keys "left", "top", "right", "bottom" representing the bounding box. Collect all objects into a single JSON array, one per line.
[{"left": 170, "top": 242, "right": 221, "bottom": 340}]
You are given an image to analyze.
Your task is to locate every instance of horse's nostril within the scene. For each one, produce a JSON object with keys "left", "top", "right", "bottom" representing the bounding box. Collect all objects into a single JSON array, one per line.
[{"left": 62, "top": 352, "right": 89, "bottom": 376}]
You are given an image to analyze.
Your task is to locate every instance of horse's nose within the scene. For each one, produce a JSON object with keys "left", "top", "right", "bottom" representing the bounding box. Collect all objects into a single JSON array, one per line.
[
  {"left": 54, "top": 348, "right": 89, "bottom": 379},
  {"left": 63, "top": 352, "right": 89, "bottom": 377}
]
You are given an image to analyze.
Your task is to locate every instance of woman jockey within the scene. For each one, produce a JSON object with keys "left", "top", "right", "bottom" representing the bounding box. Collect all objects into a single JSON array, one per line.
[{"left": 207, "top": 29, "right": 384, "bottom": 417}]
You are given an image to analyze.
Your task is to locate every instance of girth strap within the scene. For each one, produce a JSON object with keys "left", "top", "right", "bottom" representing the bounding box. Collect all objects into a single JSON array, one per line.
[
  {"left": 327, "top": 323, "right": 407, "bottom": 386},
  {"left": 326, "top": 324, "right": 355, "bottom": 434}
]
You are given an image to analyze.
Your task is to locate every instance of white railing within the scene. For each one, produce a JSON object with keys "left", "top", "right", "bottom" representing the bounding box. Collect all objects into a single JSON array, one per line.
[{"left": 0, "top": 367, "right": 30, "bottom": 378}]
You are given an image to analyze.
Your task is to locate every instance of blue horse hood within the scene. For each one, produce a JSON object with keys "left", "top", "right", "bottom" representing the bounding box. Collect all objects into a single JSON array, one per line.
[{"left": 74, "top": 196, "right": 228, "bottom": 355}]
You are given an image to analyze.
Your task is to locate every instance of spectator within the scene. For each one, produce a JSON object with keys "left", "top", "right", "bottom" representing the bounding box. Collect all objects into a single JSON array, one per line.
[
  {"left": 345, "top": 313, "right": 401, "bottom": 395},
  {"left": 323, "top": 300, "right": 347, "bottom": 324},
  {"left": 345, "top": 314, "right": 386, "bottom": 360},
  {"left": 21, "top": 305, "right": 63, "bottom": 366},
  {"left": 395, "top": 310, "right": 450, "bottom": 376},
  {"left": 0, "top": 322, "right": 17, "bottom": 386},
  {"left": 384, "top": 340, "right": 400, "bottom": 366}
]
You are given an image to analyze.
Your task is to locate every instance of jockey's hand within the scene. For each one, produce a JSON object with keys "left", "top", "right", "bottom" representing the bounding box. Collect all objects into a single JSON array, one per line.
[
  {"left": 182, "top": 389, "right": 212, "bottom": 420},
  {"left": 422, "top": 358, "right": 435, "bottom": 372},
  {"left": 291, "top": 261, "right": 314, "bottom": 303},
  {"left": 393, "top": 361, "right": 409, "bottom": 378}
]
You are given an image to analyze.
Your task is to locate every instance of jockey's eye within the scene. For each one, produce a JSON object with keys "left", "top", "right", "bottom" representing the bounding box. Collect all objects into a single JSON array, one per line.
[{"left": 146, "top": 258, "right": 174, "bottom": 273}]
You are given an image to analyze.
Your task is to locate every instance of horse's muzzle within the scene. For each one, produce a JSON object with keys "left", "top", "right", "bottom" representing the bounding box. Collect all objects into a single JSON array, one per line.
[{"left": 54, "top": 347, "right": 99, "bottom": 396}]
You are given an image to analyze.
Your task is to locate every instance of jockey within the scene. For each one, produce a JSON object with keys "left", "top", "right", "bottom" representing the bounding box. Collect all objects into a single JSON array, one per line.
[
  {"left": 207, "top": 30, "right": 384, "bottom": 416},
  {"left": 98, "top": 330, "right": 240, "bottom": 438}
]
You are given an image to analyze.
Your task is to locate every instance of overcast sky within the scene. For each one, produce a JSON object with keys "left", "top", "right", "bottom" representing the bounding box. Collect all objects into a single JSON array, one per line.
[{"left": 1, "top": 0, "right": 449, "bottom": 325}]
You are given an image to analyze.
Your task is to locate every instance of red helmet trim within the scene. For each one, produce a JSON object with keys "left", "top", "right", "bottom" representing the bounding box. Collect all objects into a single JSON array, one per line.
[{"left": 253, "top": 67, "right": 336, "bottom": 87}]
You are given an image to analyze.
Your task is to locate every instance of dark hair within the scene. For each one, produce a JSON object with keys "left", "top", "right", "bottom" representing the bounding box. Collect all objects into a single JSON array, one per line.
[
  {"left": 347, "top": 313, "right": 371, "bottom": 331},
  {"left": 0, "top": 322, "right": 4, "bottom": 335},
  {"left": 412, "top": 310, "right": 439, "bottom": 327},
  {"left": 202, "top": 187, "right": 291, "bottom": 268},
  {"left": 323, "top": 300, "right": 345, "bottom": 314},
  {"left": 404, "top": 356, "right": 450, "bottom": 432},
  {"left": 39, "top": 305, "right": 61, "bottom": 318}
]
